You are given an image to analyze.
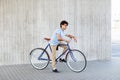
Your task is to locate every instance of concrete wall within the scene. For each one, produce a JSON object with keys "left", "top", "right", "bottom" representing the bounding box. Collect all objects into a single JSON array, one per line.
[{"left": 0, "top": 0, "right": 111, "bottom": 65}]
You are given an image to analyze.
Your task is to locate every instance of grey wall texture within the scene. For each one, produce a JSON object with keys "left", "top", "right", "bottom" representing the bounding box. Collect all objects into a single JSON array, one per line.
[{"left": 0, "top": 0, "right": 111, "bottom": 65}]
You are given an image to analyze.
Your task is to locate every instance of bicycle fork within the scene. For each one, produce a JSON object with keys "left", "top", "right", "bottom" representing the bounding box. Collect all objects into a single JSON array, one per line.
[{"left": 69, "top": 50, "right": 77, "bottom": 62}]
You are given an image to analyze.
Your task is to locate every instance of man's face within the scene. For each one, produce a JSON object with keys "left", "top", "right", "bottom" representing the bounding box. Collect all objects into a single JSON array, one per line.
[{"left": 61, "top": 24, "right": 68, "bottom": 30}]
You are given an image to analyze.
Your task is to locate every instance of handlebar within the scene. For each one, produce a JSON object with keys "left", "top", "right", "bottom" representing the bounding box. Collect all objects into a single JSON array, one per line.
[{"left": 66, "top": 38, "right": 72, "bottom": 44}]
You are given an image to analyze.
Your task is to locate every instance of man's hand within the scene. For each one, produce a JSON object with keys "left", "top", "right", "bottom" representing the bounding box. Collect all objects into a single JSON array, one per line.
[
  {"left": 73, "top": 37, "right": 77, "bottom": 42},
  {"left": 66, "top": 34, "right": 77, "bottom": 43}
]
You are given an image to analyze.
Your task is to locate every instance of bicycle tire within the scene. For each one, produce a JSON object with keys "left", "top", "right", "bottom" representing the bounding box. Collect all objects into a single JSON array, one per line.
[
  {"left": 30, "top": 48, "right": 50, "bottom": 70},
  {"left": 66, "top": 49, "right": 87, "bottom": 73}
]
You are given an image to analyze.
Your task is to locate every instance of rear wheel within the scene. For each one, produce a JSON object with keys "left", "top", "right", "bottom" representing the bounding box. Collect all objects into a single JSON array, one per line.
[
  {"left": 66, "top": 49, "right": 87, "bottom": 73},
  {"left": 30, "top": 48, "right": 50, "bottom": 70}
]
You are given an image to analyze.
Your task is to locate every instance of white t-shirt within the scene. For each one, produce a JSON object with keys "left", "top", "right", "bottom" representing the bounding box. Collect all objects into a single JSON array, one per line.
[{"left": 50, "top": 28, "right": 66, "bottom": 45}]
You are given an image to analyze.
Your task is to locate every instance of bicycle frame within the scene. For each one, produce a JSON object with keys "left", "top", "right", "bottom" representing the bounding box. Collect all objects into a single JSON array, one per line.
[
  {"left": 38, "top": 43, "right": 76, "bottom": 62},
  {"left": 38, "top": 44, "right": 51, "bottom": 60}
]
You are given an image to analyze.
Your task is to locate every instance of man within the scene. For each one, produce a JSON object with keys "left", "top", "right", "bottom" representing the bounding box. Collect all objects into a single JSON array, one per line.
[{"left": 50, "top": 20, "right": 77, "bottom": 72}]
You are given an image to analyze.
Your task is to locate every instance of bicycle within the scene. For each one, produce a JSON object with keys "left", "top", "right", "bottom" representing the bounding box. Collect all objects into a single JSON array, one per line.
[{"left": 29, "top": 37, "right": 87, "bottom": 73}]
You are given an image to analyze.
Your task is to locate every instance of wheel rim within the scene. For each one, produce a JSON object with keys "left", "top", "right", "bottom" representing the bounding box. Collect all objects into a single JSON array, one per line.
[
  {"left": 67, "top": 50, "right": 87, "bottom": 72},
  {"left": 30, "top": 48, "right": 49, "bottom": 70}
]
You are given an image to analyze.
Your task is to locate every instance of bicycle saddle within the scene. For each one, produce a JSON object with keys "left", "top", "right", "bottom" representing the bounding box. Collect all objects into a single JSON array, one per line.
[{"left": 44, "top": 37, "right": 51, "bottom": 41}]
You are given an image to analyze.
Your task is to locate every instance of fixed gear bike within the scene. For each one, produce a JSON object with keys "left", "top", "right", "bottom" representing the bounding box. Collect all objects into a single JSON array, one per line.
[{"left": 29, "top": 37, "right": 87, "bottom": 73}]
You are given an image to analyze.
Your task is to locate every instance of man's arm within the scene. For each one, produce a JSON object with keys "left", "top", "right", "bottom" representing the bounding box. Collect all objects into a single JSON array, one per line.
[
  {"left": 65, "top": 34, "right": 75, "bottom": 38},
  {"left": 57, "top": 34, "right": 69, "bottom": 43},
  {"left": 65, "top": 34, "right": 77, "bottom": 42}
]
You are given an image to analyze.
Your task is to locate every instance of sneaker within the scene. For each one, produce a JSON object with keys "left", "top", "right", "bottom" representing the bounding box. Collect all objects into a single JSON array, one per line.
[
  {"left": 59, "top": 58, "right": 66, "bottom": 62},
  {"left": 52, "top": 69, "right": 59, "bottom": 73}
]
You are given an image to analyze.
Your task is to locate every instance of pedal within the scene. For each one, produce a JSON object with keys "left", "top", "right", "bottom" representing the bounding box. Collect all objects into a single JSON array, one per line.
[{"left": 59, "top": 58, "right": 66, "bottom": 62}]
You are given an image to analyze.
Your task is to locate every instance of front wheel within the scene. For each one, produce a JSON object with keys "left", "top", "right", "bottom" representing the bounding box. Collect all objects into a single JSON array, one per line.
[
  {"left": 66, "top": 49, "right": 87, "bottom": 73},
  {"left": 30, "top": 48, "right": 50, "bottom": 70}
]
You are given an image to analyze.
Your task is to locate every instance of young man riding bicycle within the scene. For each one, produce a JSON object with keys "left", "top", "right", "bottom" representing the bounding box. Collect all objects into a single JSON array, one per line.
[{"left": 50, "top": 20, "right": 77, "bottom": 72}]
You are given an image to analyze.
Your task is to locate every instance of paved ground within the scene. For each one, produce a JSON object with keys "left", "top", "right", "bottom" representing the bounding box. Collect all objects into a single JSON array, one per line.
[
  {"left": 0, "top": 57, "right": 120, "bottom": 80},
  {"left": 112, "top": 43, "right": 120, "bottom": 57},
  {"left": 0, "top": 43, "right": 119, "bottom": 80}
]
